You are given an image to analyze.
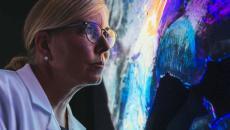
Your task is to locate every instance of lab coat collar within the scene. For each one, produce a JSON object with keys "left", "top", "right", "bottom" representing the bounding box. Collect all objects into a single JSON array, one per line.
[
  {"left": 17, "top": 64, "right": 53, "bottom": 114},
  {"left": 67, "top": 104, "right": 86, "bottom": 130}
]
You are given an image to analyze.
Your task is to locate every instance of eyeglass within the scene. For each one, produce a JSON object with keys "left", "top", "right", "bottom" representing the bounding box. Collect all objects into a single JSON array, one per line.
[{"left": 52, "top": 21, "right": 117, "bottom": 48}]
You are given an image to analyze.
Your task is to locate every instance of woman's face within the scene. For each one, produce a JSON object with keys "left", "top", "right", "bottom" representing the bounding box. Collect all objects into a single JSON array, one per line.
[{"left": 48, "top": 7, "right": 111, "bottom": 86}]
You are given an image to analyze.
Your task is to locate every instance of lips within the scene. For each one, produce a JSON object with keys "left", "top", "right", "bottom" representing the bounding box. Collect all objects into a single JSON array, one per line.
[{"left": 91, "top": 61, "right": 104, "bottom": 68}]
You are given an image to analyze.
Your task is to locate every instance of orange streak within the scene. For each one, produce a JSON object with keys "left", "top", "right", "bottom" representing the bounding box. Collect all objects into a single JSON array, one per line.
[{"left": 146, "top": 0, "right": 167, "bottom": 36}]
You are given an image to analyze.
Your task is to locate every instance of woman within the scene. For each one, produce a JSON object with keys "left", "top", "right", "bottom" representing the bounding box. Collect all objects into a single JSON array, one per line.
[{"left": 0, "top": 0, "right": 116, "bottom": 130}]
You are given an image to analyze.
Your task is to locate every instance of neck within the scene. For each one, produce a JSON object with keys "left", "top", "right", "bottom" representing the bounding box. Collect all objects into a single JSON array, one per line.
[{"left": 31, "top": 64, "right": 84, "bottom": 127}]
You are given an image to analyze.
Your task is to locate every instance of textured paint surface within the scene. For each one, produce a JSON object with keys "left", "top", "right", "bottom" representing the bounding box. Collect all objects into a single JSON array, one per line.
[
  {"left": 104, "top": 0, "right": 166, "bottom": 129},
  {"left": 104, "top": 0, "right": 230, "bottom": 129}
]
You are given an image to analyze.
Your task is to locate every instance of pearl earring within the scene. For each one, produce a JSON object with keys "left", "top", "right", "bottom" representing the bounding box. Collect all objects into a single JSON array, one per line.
[{"left": 44, "top": 56, "right": 48, "bottom": 61}]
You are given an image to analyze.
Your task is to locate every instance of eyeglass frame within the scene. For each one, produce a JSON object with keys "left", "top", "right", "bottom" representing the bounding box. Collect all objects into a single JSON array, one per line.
[{"left": 43, "top": 21, "right": 117, "bottom": 49}]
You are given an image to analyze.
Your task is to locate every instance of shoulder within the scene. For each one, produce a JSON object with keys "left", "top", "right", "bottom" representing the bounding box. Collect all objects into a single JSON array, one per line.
[
  {"left": 0, "top": 69, "right": 21, "bottom": 88},
  {"left": 0, "top": 69, "right": 29, "bottom": 129},
  {"left": 0, "top": 69, "right": 18, "bottom": 79},
  {"left": 0, "top": 69, "right": 27, "bottom": 100},
  {"left": 0, "top": 68, "right": 30, "bottom": 108}
]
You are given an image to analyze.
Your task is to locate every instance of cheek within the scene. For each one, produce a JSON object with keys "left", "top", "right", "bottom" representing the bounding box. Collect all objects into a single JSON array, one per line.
[
  {"left": 50, "top": 35, "right": 96, "bottom": 70},
  {"left": 67, "top": 39, "right": 95, "bottom": 64}
]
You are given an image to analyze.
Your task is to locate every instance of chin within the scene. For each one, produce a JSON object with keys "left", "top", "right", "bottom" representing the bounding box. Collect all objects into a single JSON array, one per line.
[{"left": 82, "top": 74, "right": 102, "bottom": 86}]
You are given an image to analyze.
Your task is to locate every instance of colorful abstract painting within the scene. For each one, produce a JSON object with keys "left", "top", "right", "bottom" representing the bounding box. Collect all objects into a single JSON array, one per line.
[{"left": 103, "top": 0, "right": 230, "bottom": 129}]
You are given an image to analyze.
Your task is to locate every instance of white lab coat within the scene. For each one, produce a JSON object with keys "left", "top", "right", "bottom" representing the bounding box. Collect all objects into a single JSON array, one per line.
[{"left": 0, "top": 64, "right": 86, "bottom": 130}]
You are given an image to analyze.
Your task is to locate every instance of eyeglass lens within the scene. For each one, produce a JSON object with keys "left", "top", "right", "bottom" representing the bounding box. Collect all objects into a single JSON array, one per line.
[{"left": 85, "top": 23, "right": 116, "bottom": 48}]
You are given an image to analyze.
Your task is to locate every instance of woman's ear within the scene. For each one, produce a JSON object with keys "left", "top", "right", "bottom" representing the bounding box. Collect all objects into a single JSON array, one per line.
[{"left": 34, "top": 31, "right": 52, "bottom": 60}]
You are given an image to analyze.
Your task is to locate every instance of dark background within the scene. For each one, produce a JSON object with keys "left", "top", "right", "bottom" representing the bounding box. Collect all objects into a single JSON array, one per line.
[
  {"left": 0, "top": 1, "right": 114, "bottom": 130},
  {"left": 0, "top": 1, "right": 33, "bottom": 66}
]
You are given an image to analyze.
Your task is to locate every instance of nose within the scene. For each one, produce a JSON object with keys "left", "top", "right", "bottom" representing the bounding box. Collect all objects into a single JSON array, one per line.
[{"left": 95, "top": 36, "right": 110, "bottom": 54}]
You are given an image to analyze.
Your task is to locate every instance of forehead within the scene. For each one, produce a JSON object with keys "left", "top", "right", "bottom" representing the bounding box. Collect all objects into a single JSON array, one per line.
[{"left": 79, "top": 7, "right": 109, "bottom": 28}]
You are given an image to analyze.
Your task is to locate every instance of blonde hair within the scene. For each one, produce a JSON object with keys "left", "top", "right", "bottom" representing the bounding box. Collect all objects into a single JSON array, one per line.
[{"left": 6, "top": 0, "right": 107, "bottom": 70}]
